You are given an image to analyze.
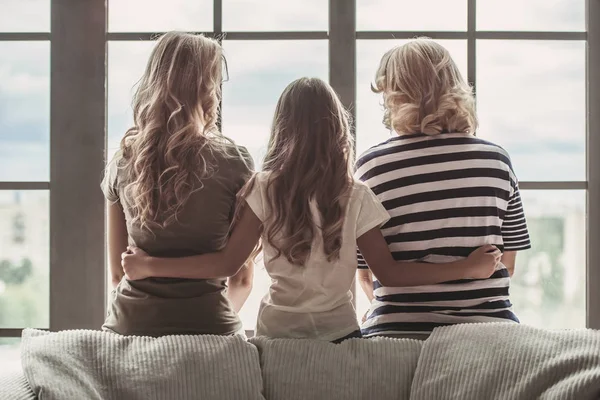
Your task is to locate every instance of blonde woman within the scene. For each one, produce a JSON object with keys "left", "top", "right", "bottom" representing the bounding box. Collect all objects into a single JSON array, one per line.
[
  {"left": 119, "top": 77, "right": 501, "bottom": 342},
  {"left": 355, "top": 39, "right": 531, "bottom": 339},
  {"left": 102, "top": 32, "right": 254, "bottom": 336}
]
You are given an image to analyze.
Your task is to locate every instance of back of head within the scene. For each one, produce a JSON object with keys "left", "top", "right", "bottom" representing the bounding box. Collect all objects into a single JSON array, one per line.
[
  {"left": 258, "top": 77, "right": 354, "bottom": 265},
  {"left": 373, "top": 38, "right": 478, "bottom": 136},
  {"left": 119, "top": 32, "right": 234, "bottom": 231}
]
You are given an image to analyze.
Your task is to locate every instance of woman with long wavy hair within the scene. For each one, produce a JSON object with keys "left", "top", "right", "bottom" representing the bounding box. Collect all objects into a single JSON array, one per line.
[
  {"left": 119, "top": 77, "right": 500, "bottom": 342},
  {"left": 101, "top": 32, "right": 254, "bottom": 336}
]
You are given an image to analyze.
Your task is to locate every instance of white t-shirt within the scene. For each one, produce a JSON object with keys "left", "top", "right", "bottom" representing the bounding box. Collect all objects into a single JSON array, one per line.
[{"left": 245, "top": 172, "right": 390, "bottom": 341}]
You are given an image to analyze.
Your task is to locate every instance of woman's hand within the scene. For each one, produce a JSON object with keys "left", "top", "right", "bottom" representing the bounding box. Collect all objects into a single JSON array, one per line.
[
  {"left": 465, "top": 245, "right": 502, "bottom": 279},
  {"left": 121, "top": 246, "right": 152, "bottom": 281}
]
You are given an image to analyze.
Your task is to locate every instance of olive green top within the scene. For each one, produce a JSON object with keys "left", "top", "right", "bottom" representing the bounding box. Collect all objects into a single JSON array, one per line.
[{"left": 101, "top": 145, "right": 253, "bottom": 337}]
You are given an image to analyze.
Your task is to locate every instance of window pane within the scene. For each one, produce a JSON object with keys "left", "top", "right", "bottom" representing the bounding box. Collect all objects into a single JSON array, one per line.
[
  {"left": 0, "top": 338, "right": 21, "bottom": 373},
  {"left": 222, "top": 40, "right": 328, "bottom": 328},
  {"left": 108, "top": 0, "right": 212, "bottom": 32},
  {"left": 107, "top": 41, "right": 154, "bottom": 160},
  {"left": 477, "top": 41, "right": 585, "bottom": 181},
  {"left": 0, "top": 0, "right": 49, "bottom": 32},
  {"left": 477, "top": 0, "right": 585, "bottom": 32},
  {"left": 511, "top": 190, "right": 585, "bottom": 329},
  {"left": 222, "top": 40, "right": 328, "bottom": 166},
  {"left": 357, "top": 0, "right": 467, "bottom": 31},
  {"left": 356, "top": 40, "right": 467, "bottom": 156},
  {"left": 0, "top": 42, "right": 49, "bottom": 181},
  {"left": 0, "top": 191, "right": 49, "bottom": 329},
  {"left": 223, "top": 0, "right": 327, "bottom": 31}
]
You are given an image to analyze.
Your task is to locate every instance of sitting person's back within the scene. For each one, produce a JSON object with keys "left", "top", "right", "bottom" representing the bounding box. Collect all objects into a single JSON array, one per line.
[
  {"left": 356, "top": 39, "right": 531, "bottom": 339},
  {"left": 103, "top": 146, "right": 252, "bottom": 337},
  {"left": 101, "top": 32, "right": 253, "bottom": 337},
  {"left": 251, "top": 171, "right": 386, "bottom": 341}
]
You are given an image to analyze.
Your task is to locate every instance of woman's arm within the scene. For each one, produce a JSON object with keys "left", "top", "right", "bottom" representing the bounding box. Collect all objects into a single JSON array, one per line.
[
  {"left": 356, "top": 227, "right": 501, "bottom": 287},
  {"left": 501, "top": 251, "right": 517, "bottom": 277},
  {"left": 357, "top": 269, "right": 374, "bottom": 302},
  {"left": 227, "top": 260, "right": 254, "bottom": 312},
  {"left": 108, "top": 203, "right": 128, "bottom": 287},
  {"left": 122, "top": 203, "right": 262, "bottom": 280}
]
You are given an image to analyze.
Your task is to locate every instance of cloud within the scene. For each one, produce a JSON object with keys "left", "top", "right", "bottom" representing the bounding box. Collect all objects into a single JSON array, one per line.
[
  {"left": 223, "top": 0, "right": 327, "bottom": 31},
  {"left": 109, "top": 0, "right": 212, "bottom": 32},
  {"left": 0, "top": 0, "right": 49, "bottom": 32},
  {"left": 477, "top": 0, "right": 585, "bottom": 31},
  {"left": 476, "top": 40, "right": 586, "bottom": 180},
  {"left": 357, "top": 0, "right": 468, "bottom": 31},
  {"left": 0, "top": 142, "right": 48, "bottom": 181}
]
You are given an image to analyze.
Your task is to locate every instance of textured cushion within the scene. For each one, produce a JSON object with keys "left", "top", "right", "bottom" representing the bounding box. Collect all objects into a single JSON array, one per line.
[
  {"left": 250, "top": 336, "right": 422, "bottom": 400},
  {"left": 410, "top": 323, "right": 600, "bottom": 400},
  {"left": 0, "top": 371, "right": 36, "bottom": 400},
  {"left": 21, "top": 329, "right": 265, "bottom": 400}
]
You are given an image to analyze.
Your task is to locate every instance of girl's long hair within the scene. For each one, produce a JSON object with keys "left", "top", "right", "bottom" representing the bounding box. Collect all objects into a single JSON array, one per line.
[
  {"left": 119, "top": 32, "right": 237, "bottom": 231},
  {"left": 238, "top": 77, "right": 354, "bottom": 265},
  {"left": 373, "top": 38, "right": 478, "bottom": 136}
]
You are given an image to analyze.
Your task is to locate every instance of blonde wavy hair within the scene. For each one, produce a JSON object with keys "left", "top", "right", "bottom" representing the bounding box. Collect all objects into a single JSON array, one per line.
[
  {"left": 373, "top": 38, "right": 478, "bottom": 136},
  {"left": 238, "top": 78, "right": 354, "bottom": 265},
  {"left": 120, "top": 32, "right": 237, "bottom": 231}
]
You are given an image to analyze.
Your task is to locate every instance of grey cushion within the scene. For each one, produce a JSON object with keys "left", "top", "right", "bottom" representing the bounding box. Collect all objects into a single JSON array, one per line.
[
  {"left": 0, "top": 371, "right": 36, "bottom": 400},
  {"left": 21, "top": 329, "right": 265, "bottom": 400},
  {"left": 410, "top": 323, "right": 600, "bottom": 400},
  {"left": 250, "top": 336, "right": 422, "bottom": 400}
]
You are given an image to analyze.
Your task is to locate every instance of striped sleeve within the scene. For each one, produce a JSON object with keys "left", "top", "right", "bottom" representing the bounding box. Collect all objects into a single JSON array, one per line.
[
  {"left": 501, "top": 187, "right": 531, "bottom": 251},
  {"left": 357, "top": 249, "right": 368, "bottom": 270}
]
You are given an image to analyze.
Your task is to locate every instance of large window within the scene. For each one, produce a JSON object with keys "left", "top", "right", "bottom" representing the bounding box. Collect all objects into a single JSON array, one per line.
[
  {"left": 0, "top": 0, "right": 51, "bottom": 373},
  {"left": 1, "top": 0, "right": 599, "bottom": 371}
]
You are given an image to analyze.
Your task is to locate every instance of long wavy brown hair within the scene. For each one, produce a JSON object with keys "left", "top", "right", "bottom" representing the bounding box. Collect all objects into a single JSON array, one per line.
[
  {"left": 119, "top": 32, "right": 238, "bottom": 231},
  {"left": 238, "top": 78, "right": 354, "bottom": 265}
]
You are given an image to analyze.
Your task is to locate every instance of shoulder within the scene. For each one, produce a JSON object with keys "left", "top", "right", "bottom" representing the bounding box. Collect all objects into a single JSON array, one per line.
[
  {"left": 234, "top": 145, "right": 255, "bottom": 169},
  {"left": 101, "top": 150, "right": 125, "bottom": 202},
  {"left": 211, "top": 143, "right": 255, "bottom": 180},
  {"left": 349, "top": 179, "right": 376, "bottom": 202},
  {"left": 104, "top": 150, "right": 125, "bottom": 182},
  {"left": 252, "top": 171, "right": 270, "bottom": 188},
  {"left": 354, "top": 135, "right": 425, "bottom": 178},
  {"left": 355, "top": 137, "right": 401, "bottom": 171},
  {"left": 467, "top": 134, "right": 514, "bottom": 169}
]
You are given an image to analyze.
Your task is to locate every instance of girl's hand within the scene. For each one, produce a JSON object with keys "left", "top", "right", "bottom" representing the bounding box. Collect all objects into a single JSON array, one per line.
[
  {"left": 465, "top": 245, "right": 502, "bottom": 279},
  {"left": 121, "top": 246, "right": 152, "bottom": 281}
]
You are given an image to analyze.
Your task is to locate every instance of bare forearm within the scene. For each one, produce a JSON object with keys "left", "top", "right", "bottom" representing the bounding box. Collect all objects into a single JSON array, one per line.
[
  {"left": 376, "top": 260, "right": 471, "bottom": 287},
  {"left": 357, "top": 271, "right": 374, "bottom": 301},
  {"left": 501, "top": 251, "right": 517, "bottom": 277},
  {"left": 109, "top": 256, "right": 125, "bottom": 286},
  {"left": 227, "top": 262, "right": 254, "bottom": 312},
  {"left": 108, "top": 203, "right": 127, "bottom": 287}
]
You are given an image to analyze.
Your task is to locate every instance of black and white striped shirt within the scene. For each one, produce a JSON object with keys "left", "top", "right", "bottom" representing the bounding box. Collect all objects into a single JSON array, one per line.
[{"left": 356, "top": 132, "right": 531, "bottom": 337}]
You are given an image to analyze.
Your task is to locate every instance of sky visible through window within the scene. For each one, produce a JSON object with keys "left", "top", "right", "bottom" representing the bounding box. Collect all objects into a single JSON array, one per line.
[{"left": 0, "top": 0, "right": 588, "bottom": 371}]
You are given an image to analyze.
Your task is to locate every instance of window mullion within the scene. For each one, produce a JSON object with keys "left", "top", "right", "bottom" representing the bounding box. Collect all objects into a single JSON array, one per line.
[
  {"left": 49, "top": 0, "right": 107, "bottom": 331},
  {"left": 586, "top": 0, "right": 600, "bottom": 329}
]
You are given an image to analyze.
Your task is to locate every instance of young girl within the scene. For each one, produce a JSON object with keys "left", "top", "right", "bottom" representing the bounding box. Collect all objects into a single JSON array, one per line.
[
  {"left": 102, "top": 32, "right": 254, "bottom": 337},
  {"left": 120, "top": 77, "right": 501, "bottom": 342}
]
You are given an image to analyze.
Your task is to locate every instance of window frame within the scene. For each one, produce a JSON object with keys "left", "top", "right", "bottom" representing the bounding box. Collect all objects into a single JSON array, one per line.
[{"left": 0, "top": 0, "right": 597, "bottom": 339}]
